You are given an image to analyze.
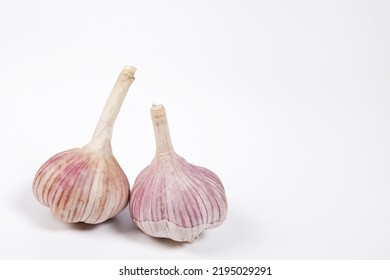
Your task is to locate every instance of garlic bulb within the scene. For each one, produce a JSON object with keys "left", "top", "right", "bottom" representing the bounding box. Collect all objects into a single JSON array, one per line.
[
  {"left": 130, "top": 104, "right": 228, "bottom": 242},
  {"left": 33, "top": 66, "right": 136, "bottom": 224}
]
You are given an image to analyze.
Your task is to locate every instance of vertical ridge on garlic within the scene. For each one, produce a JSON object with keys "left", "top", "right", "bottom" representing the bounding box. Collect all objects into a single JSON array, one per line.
[
  {"left": 33, "top": 66, "right": 136, "bottom": 224},
  {"left": 130, "top": 104, "right": 228, "bottom": 242}
]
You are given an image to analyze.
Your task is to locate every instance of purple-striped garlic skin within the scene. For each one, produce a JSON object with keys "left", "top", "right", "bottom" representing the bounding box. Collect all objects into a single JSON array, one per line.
[
  {"left": 33, "top": 148, "right": 130, "bottom": 224},
  {"left": 130, "top": 155, "right": 227, "bottom": 242},
  {"left": 129, "top": 104, "right": 228, "bottom": 242}
]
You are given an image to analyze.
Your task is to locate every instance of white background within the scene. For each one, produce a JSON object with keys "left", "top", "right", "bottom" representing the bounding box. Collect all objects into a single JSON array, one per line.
[{"left": 0, "top": 0, "right": 389, "bottom": 259}]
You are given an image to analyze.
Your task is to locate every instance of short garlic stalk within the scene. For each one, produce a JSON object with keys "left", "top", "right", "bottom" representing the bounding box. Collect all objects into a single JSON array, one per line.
[
  {"left": 33, "top": 66, "right": 136, "bottom": 224},
  {"left": 130, "top": 104, "right": 228, "bottom": 242}
]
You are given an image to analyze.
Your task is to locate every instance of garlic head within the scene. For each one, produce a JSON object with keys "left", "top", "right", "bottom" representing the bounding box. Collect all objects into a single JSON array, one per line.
[
  {"left": 32, "top": 66, "right": 136, "bottom": 224},
  {"left": 130, "top": 104, "right": 228, "bottom": 242}
]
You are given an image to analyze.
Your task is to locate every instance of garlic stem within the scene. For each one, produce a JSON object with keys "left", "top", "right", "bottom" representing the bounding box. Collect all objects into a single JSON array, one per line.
[
  {"left": 151, "top": 104, "right": 175, "bottom": 155},
  {"left": 89, "top": 66, "right": 136, "bottom": 151}
]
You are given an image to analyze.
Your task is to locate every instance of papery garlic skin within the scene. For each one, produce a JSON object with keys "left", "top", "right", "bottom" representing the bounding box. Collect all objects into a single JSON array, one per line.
[
  {"left": 131, "top": 156, "right": 227, "bottom": 242},
  {"left": 130, "top": 104, "right": 227, "bottom": 242},
  {"left": 32, "top": 66, "right": 136, "bottom": 224},
  {"left": 33, "top": 148, "right": 130, "bottom": 224}
]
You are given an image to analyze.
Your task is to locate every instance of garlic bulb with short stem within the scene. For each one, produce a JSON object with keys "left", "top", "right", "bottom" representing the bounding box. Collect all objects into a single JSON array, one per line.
[
  {"left": 33, "top": 66, "right": 136, "bottom": 224},
  {"left": 130, "top": 104, "right": 228, "bottom": 242}
]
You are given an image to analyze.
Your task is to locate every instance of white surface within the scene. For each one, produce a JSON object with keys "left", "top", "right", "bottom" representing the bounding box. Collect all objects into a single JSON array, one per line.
[{"left": 1, "top": 0, "right": 390, "bottom": 259}]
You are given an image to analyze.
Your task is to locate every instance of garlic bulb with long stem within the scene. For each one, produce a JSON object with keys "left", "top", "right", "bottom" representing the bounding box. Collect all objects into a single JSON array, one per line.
[
  {"left": 130, "top": 104, "right": 228, "bottom": 242},
  {"left": 33, "top": 66, "right": 136, "bottom": 224}
]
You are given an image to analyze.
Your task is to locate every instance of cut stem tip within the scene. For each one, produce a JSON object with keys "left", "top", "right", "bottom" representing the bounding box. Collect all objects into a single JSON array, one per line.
[{"left": 150, "top": 104, "right": 166, "bottom": 118}]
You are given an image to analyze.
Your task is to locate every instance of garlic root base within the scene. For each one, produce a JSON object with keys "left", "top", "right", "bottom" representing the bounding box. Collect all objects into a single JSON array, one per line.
[{"left": 133, "top": 219, "right": 225, "bottom": 242}]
